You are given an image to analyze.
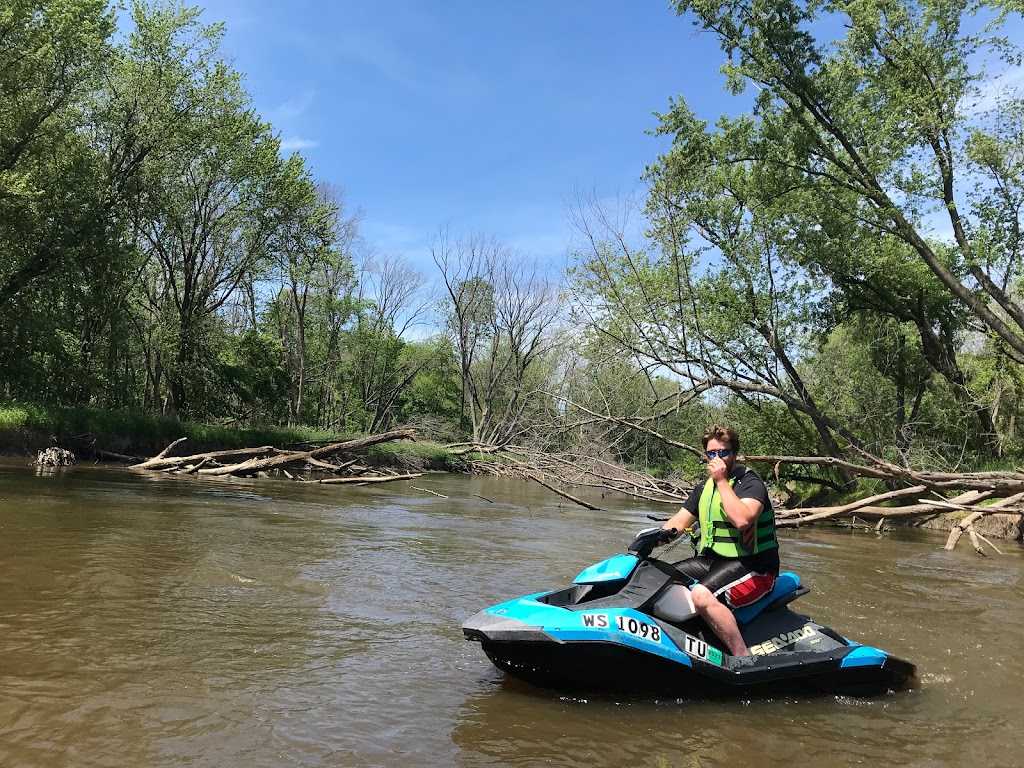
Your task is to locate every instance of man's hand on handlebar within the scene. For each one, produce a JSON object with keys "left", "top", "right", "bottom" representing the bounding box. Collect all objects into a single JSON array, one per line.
[{"left": 627, "top": 526, "right": 679, "bottom": 559}]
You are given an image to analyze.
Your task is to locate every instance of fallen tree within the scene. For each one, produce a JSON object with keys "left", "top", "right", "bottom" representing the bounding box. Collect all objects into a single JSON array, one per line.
[
  {"left": 131, "top": 421, "right": 1023, "bottom": 554},
  {"left": 455, "top": 443, "right": 691, "bottom": 509},
  {"left": 460, "top": 440, "right": 1023, "bottom": 554},
  {"left": 132, "top": 429, "right": 419, "bottom": 484}
]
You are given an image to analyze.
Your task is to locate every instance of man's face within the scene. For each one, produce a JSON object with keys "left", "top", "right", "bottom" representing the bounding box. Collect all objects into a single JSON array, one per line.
[{"left": 705, "top": 438, "right": 736, "bottom": 473}]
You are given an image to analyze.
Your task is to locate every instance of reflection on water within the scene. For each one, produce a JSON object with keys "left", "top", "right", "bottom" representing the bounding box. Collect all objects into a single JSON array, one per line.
[{"left": 0, "top": 461, "right": 1022, "bottom": 767}]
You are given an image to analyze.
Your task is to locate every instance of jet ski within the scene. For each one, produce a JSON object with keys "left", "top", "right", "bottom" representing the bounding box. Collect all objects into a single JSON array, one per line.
[{"left": 462, "top": 527, "right": 916, "bottom": 697}]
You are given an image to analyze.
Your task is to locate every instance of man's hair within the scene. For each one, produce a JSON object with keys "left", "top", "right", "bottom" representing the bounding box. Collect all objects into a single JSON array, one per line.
[{"left": 702, "top": 424, "right": 739, "bottom": 455}]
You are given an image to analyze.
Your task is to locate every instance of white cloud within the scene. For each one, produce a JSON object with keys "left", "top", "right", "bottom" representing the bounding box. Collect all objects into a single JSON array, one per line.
[
  {"left": 270, "top": 90, "right": 317, "bottom": 122},
  {"left": 280, "top": 137, "right": 319, "bottom": 151}
]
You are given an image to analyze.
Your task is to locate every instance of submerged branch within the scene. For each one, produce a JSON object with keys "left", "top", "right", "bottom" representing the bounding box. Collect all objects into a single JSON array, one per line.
[{"left": 527, "top": 472, "right": 602, "bottom": 510}]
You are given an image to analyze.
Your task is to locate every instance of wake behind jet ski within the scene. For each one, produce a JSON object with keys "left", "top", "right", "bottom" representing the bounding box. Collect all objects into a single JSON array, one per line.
[{"left": 462, "top": 527, "right": 917, "bottom": 698}]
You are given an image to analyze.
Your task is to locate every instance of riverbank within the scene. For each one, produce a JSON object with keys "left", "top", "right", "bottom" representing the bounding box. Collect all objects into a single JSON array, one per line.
[
  {"left": 0, "top": 403, "right": 462, "bottom": 472},
  {"left": 4, "top": 402, "right": 1021, "bottom": 541},
  {"left": 909, "top": 510, "right": 1024, "bottom": 542}
]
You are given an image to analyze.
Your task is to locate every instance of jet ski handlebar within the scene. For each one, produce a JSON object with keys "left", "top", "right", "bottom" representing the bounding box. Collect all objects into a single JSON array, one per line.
[{"left": 627, "top": 526, "right": 679, "bottom": 559}]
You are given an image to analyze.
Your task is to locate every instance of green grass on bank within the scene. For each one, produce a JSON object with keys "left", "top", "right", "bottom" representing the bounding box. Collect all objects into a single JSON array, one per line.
[
  {"left": 0, "top": 400, "right": 464, "bottom": 469},
  {"left": 0, "top": 401, "right": 327, "bottom": 448},
  {"left": 363, "top": 439, "right": 465, "bottom": 470}
]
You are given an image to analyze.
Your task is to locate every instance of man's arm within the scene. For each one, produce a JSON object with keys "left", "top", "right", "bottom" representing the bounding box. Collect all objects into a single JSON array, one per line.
[
  {"left": 662, "top": 506, "right": 697, "bottom": 534},
  {"left": 714, "top": 477, "right": 763, "bottom": 530},
  {"left": 707, "top": 460, "right": 764, "bottom": 530}
]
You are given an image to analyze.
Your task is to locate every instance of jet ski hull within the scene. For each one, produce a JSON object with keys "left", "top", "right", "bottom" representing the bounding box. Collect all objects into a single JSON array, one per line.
[{"left": 470, "top": 634, "right": 916, "bottom": 698}]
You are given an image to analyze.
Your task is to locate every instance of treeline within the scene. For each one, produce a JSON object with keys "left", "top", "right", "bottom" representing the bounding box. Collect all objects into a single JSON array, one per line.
[
  {"left": 1, "top": 0, "right": 460, "bottom": 437},
  {"left": 4, "top": 0, "right": 1024, "bottom": 494}
]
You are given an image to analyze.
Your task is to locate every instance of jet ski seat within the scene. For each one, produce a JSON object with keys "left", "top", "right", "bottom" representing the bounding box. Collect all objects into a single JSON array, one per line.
[
  {"left": 651, "top": 571, "right": 807, "bottom": 626},
  {"left": 733, "top": 571, "right": 806, "bottom": 625}
]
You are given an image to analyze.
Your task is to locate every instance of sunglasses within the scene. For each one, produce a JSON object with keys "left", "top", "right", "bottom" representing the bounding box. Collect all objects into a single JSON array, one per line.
[{"left": 705, "top": 449, "right": 733, "bottom": 459}]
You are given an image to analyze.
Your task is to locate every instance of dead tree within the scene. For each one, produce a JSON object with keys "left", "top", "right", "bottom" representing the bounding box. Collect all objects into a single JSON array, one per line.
[
  {"left": 746, "top": 454, "right": 1024, "bottom": 554},
  {"left": 463, "top": 441, "right": 1023, "bottom": 552},
  {"left": 132, "top": 429, "right": 417, "bottom": 482}
]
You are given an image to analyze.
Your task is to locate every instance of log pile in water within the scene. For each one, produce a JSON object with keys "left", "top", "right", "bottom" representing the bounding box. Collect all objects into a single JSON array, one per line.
[
  {"left": 460, "top": 442, "right": 1023, "bottom": 555},
  {"left": 534, "top": 395, "right": 1024, "bottom": 553},
  {"left": 133, "top": 429, "right": 422, "bottom": 485},
  {"left": 729, "top": 453, "right": 1024, "bottom": 556},
  {"left": 453, "top": 443, "right": 692, "bottom": 509}
]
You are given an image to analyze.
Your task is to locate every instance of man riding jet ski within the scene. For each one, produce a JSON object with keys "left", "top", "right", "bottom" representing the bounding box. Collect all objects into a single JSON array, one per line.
[
  {"left": 463, "top": 426, "right": 916, "bottom": 697},
  {"left": 657, "top": 425, "right": 781, "bottom": 660}
]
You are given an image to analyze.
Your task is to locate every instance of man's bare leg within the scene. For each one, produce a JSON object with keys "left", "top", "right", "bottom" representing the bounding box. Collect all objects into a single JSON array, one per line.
[{"left": 691, "top": 584, "right": 749, "bottom": 656}]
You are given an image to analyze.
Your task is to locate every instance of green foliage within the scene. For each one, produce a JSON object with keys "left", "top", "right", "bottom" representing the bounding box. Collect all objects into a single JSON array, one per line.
[
  {"left": 573, "top": 0, "right": 1024, "bottom": 475},
  {"left": 207, "top": 330, "right": 290, "bottom": 425},
  {"left": 0, "top": 404, "right": 31, "bottom": 431},
  {"left": 0, "top": 0, "right": 116, "bottom": 301},
  {"left": 118, "top": 1, "right": 319, "bottom": 415},
  {"left": 362, "top": 439, "right": 467, "bottom": 472},
  {"left": 0, "top": 398, "right": 354, "bottom": 449},
  {"left": 397, "top": 339, "right": 462, "bottom": 419}
]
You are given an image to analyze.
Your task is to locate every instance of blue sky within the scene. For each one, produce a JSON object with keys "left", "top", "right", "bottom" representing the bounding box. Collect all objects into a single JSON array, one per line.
[{"left": 187, "top": 1, "right": 731, "bottom": 271}]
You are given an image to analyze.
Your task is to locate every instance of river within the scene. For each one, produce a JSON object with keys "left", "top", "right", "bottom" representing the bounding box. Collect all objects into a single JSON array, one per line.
[{"left": 0, "top": 460, "right": 1021, "bottom": 767}]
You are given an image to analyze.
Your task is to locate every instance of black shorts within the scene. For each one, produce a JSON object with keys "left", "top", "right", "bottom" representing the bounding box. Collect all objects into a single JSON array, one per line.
[{"left": 672, "top": 552, "right": 779, "bottom": 609}]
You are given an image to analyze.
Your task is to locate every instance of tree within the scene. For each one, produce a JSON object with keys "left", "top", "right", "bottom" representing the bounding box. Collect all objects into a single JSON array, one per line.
[
  {"left": 0, "top": 0, "right": 115, "bottom": 303},
  {"left": 123, "top": 1, "right": 321, "bottom": 415},
  {"left": 0, "top": 1, "right": 166, "bottom": 407},
  {"left": 346, "top": 252, "right": 437, "bottom": 432},
  {"left": 631, "top": 0, "right": 1024, "bottom": 459},
  {"left": 668, "top": 0, "right": 1024, "bottom": 358},
  {"left": 569, "top": 187, "right": 865, "bottom": 485},
  {"left": 395, "top": 337, "right": 463, "bottom": 437},
  {"left": 268, "top": 181, "right": 356, "bottom": 426},
  {"left": 433, "top": 231, "right": 563, "bottom": 446}
]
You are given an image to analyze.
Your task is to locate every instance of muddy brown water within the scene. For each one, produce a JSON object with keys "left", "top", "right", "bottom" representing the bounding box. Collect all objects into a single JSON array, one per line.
[{"left": 1, "top": 460, "right": 1022, "bottom": 767}]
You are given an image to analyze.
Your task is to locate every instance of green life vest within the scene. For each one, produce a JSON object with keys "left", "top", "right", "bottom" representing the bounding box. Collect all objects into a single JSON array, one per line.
[{"left": 697, "top": 470, "right": 778, "bottom": 557}]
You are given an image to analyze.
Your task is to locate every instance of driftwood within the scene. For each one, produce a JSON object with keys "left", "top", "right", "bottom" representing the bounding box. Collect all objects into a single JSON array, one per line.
[
  {"left": 198, "top": 430, "right": 416, "bottom": 477},
  {"left": 95, "top": 449, "right": 144, "bottom": 463},
  {"left": 540, "top": 452, "right": 687, "bottom": 503},
  {"left": 746, "top": 453, "right": 1024, "bottom": 495},
  {"left": 132, "top": 429, "right": 418, "bottom": 484},
  {"left": 941, "top": 494, "right": 1024, "bottom": 554},
  {"left": 775, "top": 486, "right": 931, "bottom": 526},
  {"left": 447, "top": 443, "right": 505, "bottom": 456},
  {"left": 748, "top": 455, "right": 1024, "bottom": 554},
  {"left": 536, "top": 395, "right": 1023, "bottom": 550},
  {"left": 412, "top": 486, "right": 449, "bottom": 498},
  {"left": 133, "top": 420, "right": 1022, "bottom": 552},
  {"left": 134, "top": 444, "right": 278, "bottom": 471},
  {"left": 307, "top": 457, "right": 357, "bottom": 473},
  {"left": 773, "top": 486, "right": 1022, "bottom": 555},
  {"left": 456, "top": 442, "right": 689, "bottom": 511}
]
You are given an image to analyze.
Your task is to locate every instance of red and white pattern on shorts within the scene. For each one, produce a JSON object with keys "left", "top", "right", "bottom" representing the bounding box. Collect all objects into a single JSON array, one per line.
[{"left": 715, "top": 571, "right": 777, "bottom": 609}]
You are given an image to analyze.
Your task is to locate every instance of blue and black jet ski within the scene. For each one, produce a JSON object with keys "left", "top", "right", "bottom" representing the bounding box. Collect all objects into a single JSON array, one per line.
[{"left": 462, "top": 527, "right": 916, "bottom": 697}]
